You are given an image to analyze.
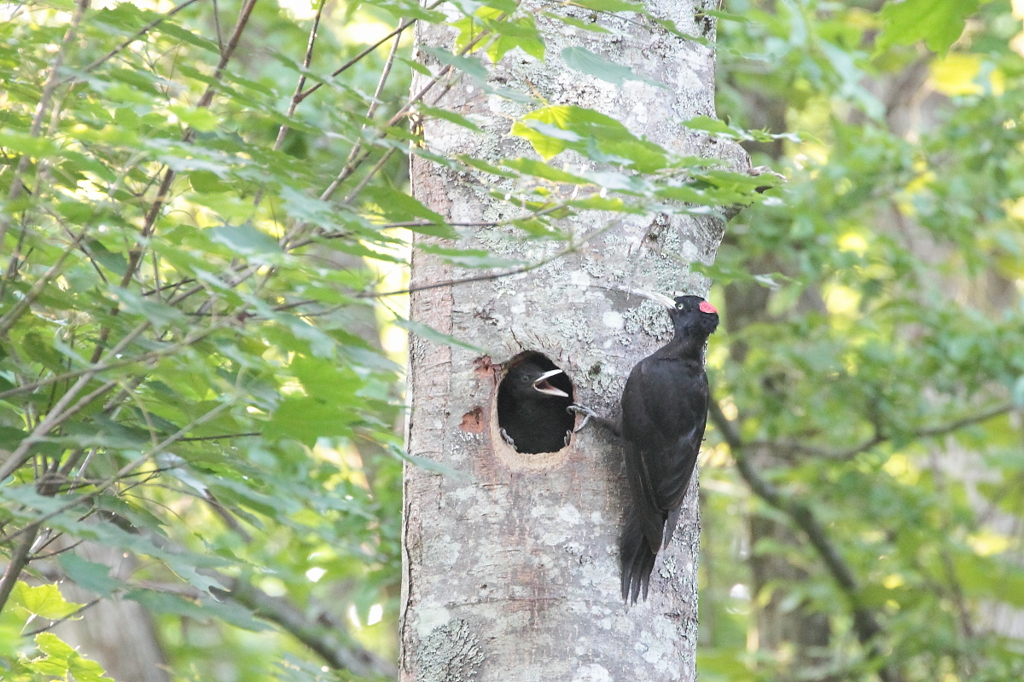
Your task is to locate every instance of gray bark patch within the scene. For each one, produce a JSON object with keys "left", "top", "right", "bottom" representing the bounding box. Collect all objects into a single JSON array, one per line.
[{"left": 418, "top": 619, "right": 485, "bottom": 682}]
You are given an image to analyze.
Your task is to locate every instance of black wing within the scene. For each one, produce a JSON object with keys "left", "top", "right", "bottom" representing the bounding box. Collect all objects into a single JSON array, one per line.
[{"left": 620, "top": 354, "right": 708, "bottom": 553}]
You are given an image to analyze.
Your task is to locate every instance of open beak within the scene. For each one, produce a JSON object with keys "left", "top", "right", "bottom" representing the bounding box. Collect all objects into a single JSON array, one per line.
[{"left": 532, "top": 369, "right": 570, "bottom": 398}]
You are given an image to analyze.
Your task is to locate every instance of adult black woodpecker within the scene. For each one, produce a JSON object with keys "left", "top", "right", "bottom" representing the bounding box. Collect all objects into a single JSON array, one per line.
[
  {"left": 573, "top": 293, "right": 719, "bottom": 602},
  {"left": 497, "top": 359, "right": 574, "bottom": 454}
]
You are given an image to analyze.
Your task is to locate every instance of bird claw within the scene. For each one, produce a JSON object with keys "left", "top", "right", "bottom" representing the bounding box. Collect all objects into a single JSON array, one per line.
[
  {"left": 567, "top": 404, "right": 598, "bottom": 432},
  {"left": 499, "top": 427, "right": 515, "bottom": 447}
]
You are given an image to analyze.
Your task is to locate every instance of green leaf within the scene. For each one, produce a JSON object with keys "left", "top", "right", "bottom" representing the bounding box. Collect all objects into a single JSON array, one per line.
[
  {"left": 362, "top": 186, "right": 454, "bottom": 236},
  {"left": 169, "top": 105, "right": 220, "bottom": 132},
  {"left": 541, "top": 11, "right": 610, "bottom": 34},
  {"left": 458, "top": 154, "right": 519, "bottom": 178},
  {"left": 0, "top": 131, "right": 60, "bottom": 157},
  {"left": 189, "top": 169, "right": 230, "bottom": 193},
  {"left": 393, "top": 318, "right": 484, "bottom": 353},
  {"left": 877, "top": 0, "right": 980, "bottom": 53},
  {"left": 512, "top": 105, "right": 667, "bottom": 171},
  {"left": 208, "top": 224, "right": 283, "bottom": 256},
  {"left": 266, "top": 396, "right": 357, "bottom": 445},
  {"left": 110, "top": 286, "right": 186, "bottom": 328},
  {"left": 27, "top": 632, "right": 111, "bottom": 681},
  {"left": 420, "top": 46, "right": 488, "bottom": 81},
  {"left": 387, "top": 443, "right": 471, "bottom": 481},
  {"left": 418, "top": 105, "right": 482, "bottom": 132},
  {"left": 502, "top": 157, "right": 590, "bottom": 184},
  {"left": 12, "top": 583, "right": 83, "bottom": 620},
  {"left": 683, "top": 115, "right": 743, "bottom": 137},
  {"left": 488, "top": 15, "right": 545, "bottom": 62},
  {"left": 560, "top": 47, "right": 663, "bottom": 88},
  {"left": 85, "top": 240, "right": 128, "bottom": 277},
  {"left": 570, "top": 0, "right": 645, "bottom": 11},
  {"left": 58, "top": 554, "right": 122, "bottom": 598},
  {"left": 125, "top": 589, "right": 270, "bottom": 632},
  {"left": 0, "top": 426, "right": 28, "bottom": 452}
]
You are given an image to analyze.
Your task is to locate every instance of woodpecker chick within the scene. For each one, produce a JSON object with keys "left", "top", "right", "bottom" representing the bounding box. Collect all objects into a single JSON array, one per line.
[{"left": 497, "top": 360, "right": 574, "bottom": 454}]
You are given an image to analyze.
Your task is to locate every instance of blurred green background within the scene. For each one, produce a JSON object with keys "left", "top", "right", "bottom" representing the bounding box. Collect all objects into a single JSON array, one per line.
[{"left": 1, "top": 1, "right": 1023, "bottom": 681}]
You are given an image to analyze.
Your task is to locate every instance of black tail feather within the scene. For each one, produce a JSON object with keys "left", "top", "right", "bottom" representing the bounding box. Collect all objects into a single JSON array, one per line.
[
  {"left": 662, "top": 507, "right": 681, "bottom": 550},
  {"left": 620, "top": 506, "right": 658, "bottom": 603}
]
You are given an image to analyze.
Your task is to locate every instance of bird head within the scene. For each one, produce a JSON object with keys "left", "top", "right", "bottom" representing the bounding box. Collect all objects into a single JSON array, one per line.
[
  {"left": 595, "top": 285, "right": 719, "bottom": 339},
  {"left": 637, "top": 291, "right": 718, "bottom": 338},
  {"left": 667, "top": 295, "right": 719, "bottom": 337}
]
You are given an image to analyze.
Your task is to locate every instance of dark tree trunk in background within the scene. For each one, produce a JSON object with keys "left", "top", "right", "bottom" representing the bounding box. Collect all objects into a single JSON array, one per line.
[{"left": 52, "top": 543, "right": 169, "bottom": 682}]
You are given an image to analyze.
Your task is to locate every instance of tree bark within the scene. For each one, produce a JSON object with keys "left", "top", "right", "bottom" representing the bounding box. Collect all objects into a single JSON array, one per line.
[
  {"left": 52, "top": 542, "right": 169, "bottom": 682},
  {"left": 401, "top": 2, "right": 734, "bottom": 680}
]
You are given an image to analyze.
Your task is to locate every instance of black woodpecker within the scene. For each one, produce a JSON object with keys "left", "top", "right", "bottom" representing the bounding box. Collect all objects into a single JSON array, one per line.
[
  {"left": 497, "top": 360, "right": 573, "bottom": 454},
  {"left": 573, "top": 293, "right": 719, "bottom": 603}
]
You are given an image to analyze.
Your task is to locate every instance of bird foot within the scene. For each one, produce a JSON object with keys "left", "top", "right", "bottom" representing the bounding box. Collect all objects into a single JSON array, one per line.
[
  {"left": 499, "top": 427, "right": 515, "bottom": 447},
  {"left": 567, "top": 404, "right": 598, "bottom": 432}
]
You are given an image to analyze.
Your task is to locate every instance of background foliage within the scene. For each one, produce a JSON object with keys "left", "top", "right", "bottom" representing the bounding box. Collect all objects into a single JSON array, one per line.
[
  {"left": 1, "top": 0, "right": 1023, "bottom": 681},
  {"left": 700, "top": 1, "right": 1024, "bottom": 681}
]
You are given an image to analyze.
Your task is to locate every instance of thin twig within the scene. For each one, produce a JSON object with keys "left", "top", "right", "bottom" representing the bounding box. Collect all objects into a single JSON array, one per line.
[
  {"left": 0, "top": 401, "right": 234, "bottom": 546},
  {"left": 708, "top": 398, "right": 899, "bottom": 682},
  {"left": 0, "top": 226, "right": 90, "bottom": 335},
  {"left": 179, "top": 432, "right": 260, "bottom": 441},
  {"left": 89, "top": 0, "right": 261, "bottom": 366},
  {"left": 750, "top": 401, "right": 1015, "bottom": 461},
  {"left": 75, "top": 0, "right": 205, "bottom": 76},
  {"left": 0, "top": 0, "right": 89, "bottom": 248},
  {"left": 294, "top": 0, "right": 448, "bottom": 104},
  {"left": 212, "top": 0, "right": 224, "bottom": 52},
  {"left": 359, "top": 219, "right": 619, "bottom": 299},
  {"left": 927, "top": 451, "right": 976, "bottom": 641},
  {"left": 0, "top": 380, "right": 120, "bottom": 481},
  {"left": 341, "top": 146, "right": 398, "bottom": 205},
  {"left": 316, "top": 26, "right": 493, "bottom": 207},
  {"left": 253, "top": 1, "right": 325, "bottom": 208},
  {"left": 0, "top": 327, "right": 219, "bottom": 403}
]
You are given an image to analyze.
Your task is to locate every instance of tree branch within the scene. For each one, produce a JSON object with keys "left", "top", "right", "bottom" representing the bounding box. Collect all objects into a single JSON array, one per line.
[
  {"left": 0, "top": 0, "right": 89, "bottom": 249},
  {"left": 76, "top": 0, "right": 206, "bottom": 76},
  {"left": 294, "top": 0, "right": 447, "bottom": 104},
  {"left": 219, "top": 576, "right": 396, "bottom": 678},
  {"left": 0, "top": 523, "right": 41, "bottom": 613},
  {"left": 708, "top": 398, "right": 899, "bottom": 682},
  {"left": 0, "top": 401, "right": 233, "bottom": 545},
  {"left": 750, "top": 401, "right": 1015, "bottom": 461},
  {"left": 356, "top": 218, "right": 620, "bottom": 299}
]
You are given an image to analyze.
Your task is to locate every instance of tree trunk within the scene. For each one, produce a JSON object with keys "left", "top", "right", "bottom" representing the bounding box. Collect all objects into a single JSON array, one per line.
[
  {"left": 51, "top": 542, "right": 169, "bottom": 682},
  {"left": 401, "top": 3, "right": 733, "bottom": 680}
]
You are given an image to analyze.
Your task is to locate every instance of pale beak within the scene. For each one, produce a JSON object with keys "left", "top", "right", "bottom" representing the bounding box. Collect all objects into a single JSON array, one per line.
[
  {"left": 638, "top": 289, "right": 677, "bottom": 309},
  {"left": 532, "top": 369, "right": 570, "bottom": 398},
  {"left": 596, "top": 283, "right": 675, "bottom": 309}
]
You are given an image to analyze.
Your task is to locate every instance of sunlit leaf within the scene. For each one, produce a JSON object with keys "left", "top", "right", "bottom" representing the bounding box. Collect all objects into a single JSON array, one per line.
[{"left": 560, "top": 47, "right": 664, "bottom": 87}]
